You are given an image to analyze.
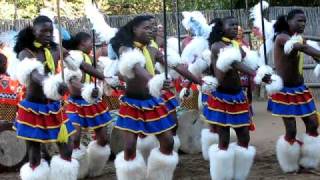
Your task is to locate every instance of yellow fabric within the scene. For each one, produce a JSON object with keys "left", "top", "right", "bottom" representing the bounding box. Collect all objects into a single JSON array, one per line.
[
  {"left": 83, "top": 53, "right": 92, "bottom": 83},
  {"left": 33, "top": 41, "right": 55, "bottom": 74},
  {"left": 150, "top": 40, "right": 159, "bottom": 50},
  {"left": 298, "top": 52, "right": 304, "bottom": 75},
  {"left": 222, "top": 37, "right": 240, "bottom": 49},
  {"left": 133, "top": 41, "right": 155, "bottom": 75},
  {"left": 57, "top": 123, "right": 68, "bottom": 143}
]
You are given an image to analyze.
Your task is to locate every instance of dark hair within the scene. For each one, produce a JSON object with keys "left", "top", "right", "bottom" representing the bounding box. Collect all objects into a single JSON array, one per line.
[
  {"left": 110, "top": 15, "right": 154, "bottom": 57},
  {"left": 63, "top": 32, "right": 91, "bottom": 50},
  {"left": 14, "top": 16, "right": 56, "bottom": 55},
  {"left": 208, "top": 16, "right": 234, "bottom": 47},
  {"left": 0, "top": 53, "right": 7, "bottom": 74},
  {"left": 273, "top": 9, "right": 305, "bottom": 41}
]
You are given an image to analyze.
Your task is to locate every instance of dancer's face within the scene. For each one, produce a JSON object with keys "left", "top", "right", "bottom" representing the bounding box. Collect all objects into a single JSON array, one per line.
[
  {"left": 150, "top": 18, "right": 158, "bottom": 38},
  {"left": 33, "top": 22, "right": 53, "bottom": 45},
  {"left": 80, "top": 38, "right": 93, "bottom": 54},
  {"left": 223, "top": 18, "right": 239, "bottom": 39},
  {"left": 133, "top": 20, "right": 153, "bottom": 45},
  {"left": 288, "top": 13, "right": 306, "bottom": 34}
]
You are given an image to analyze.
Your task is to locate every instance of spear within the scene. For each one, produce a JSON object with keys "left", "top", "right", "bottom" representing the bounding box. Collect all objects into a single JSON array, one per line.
[
  {"left": 260, "top": 0, "right": 269, "bottom": 65},
  {"left": 163, "top": 0, "right": 168, "bottom": 79},
  {"left": 56, "top": 0, "right": 64, "bottom": 81},
  {"left": 92, "top": 0, "right": 97, "bottom": 87},
  {"left": 175, "top": 0, "right": 182, "bottom": 55}
]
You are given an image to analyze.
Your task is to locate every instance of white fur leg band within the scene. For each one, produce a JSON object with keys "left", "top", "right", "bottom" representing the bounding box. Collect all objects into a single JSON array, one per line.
[
  {"left": 266, "top": 74, "right": 283, "bottom": 95},
  {"left": 284, "top": 34, "right": 303, "bottom": 54},
  {"left": 42, "top": 74, "right": 63, "bottom": 101},
  {"left": 81, "top": 83, "right": 103, "bottom": 104},
  {"left": 119, "top": 48, "right": 146, "bottom": 79},
  {"left": 16, "top": 58, "right": 44, "bottom": 86},
  {"left": 201, "top": 76, "right": 218, "bottom": 93},
  {"left": 64, "top": 50, "right": 84, "bottom": 71},
  {"left": 254, "top": 65, "right": 273, "bottom": 85},
  {"left": 148, "top": 73, "right": 167, "bottom": 98},
  {"left": 216, "top": 46, "right": 241, "bottom": 72}
]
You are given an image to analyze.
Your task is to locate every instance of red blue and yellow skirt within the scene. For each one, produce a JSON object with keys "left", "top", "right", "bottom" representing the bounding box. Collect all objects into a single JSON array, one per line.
[
  {"left": 14, "top": 100, "right": 75, "bottom": 143},
  {"left": 66, "top": 97, "right": 112, "bottom": 130},
  {"left": 161, "top": 90, "right": 179, "bottom": 114},
  {"left": 203, "top": 90, "right": 250, "bottom": 127},
  {"left": 115, "top": 95, "right": 176, "bottom": 135},
  {"left": 267, "top": 84, "right": 316, "bottom": 117}
]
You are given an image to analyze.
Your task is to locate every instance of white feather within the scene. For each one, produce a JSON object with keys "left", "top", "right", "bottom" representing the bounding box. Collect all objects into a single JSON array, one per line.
[
  {"left": 216, "top": 46, "right": 242, "bottom": 72},
  {"left": 42, "top": 73, "right": 63, "bottom": 101},
  {"left": 85, "top": 3, "right": 117, "bottom": 43},
  {"left": 254, "top": 65, "right": 273, "bottom": 85},
  {"left": 266, "top": 74, "right": 283, "bottom": 95},
  {"left": 64, "top": 50, "right": 84, "bottom": 71},
  {"left": 118, "top": 48, "right": 146, "bottom": 79},
  {"left": 16, "top": 58, "right": 44, "bottom": 86},
  {"left": 181, "top": 11, "right": 211, "bottom": 38},
  {"left": 181, "top": 37, "right": 209, "bottom": 64},
  {"left": 147, "top": 73, "right": 166, "bottom": 98},
  {"left": 81, "top": 83, "right": 103, "bottom": 104},
  {"left": 201, "top": 76, "right": 218, "bottom": 93}
]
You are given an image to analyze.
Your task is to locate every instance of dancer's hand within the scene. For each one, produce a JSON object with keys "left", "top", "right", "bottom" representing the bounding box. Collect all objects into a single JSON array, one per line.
[
  {"left": 58, "top": 82, "right": 69, "bottom": 96},
  {"left": 163, "top": 79, "right": 172, "bottom": 90},
  {"left": 91, "top": 87, "right": 99, "bottom": 98},
  {"left": 262, "top": 74, "right": 272, "bottom": 84}
]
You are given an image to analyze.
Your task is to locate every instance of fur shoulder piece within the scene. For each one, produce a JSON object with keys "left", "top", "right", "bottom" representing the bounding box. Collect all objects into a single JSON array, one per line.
[
  {"left": 284, "top": 34, "right": 303, "bottom": 54},
  {"left": 216, "top": 46, "right": 241, "bottom": 72},
  {"left": 119, "top": 48, "right": 146, "bottom": 79},
  {"left": 64, "top": 50, "right": 84, "bottom": 71},
  {"left": 16, "top": 58, "right": 44, "bottom": 86}
]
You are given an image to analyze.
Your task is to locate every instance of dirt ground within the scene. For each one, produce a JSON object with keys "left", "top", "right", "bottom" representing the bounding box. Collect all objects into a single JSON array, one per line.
[{"left": 1, "top": 101, "right": 320, "bottom": 180}]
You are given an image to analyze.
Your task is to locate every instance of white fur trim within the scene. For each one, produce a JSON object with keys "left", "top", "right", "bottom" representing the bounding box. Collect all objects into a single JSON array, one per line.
[
  {"left": 209, "top": 144, "right": 234, "bottom": 180},
  {"left": 72, "top": 144, "right": 89, "bottom": 179},
  {"left": 155, "top": 62, "right": 180, "bottom": 80},
  {"left": 101, "top": 56, "right": 119, "bottom": 77},
  {"left": 20, "top": 160, "right": 50, "bottom": 180},
  {"left": 167, "top": 48, "right": 181, "bottom": 67},
  {"left": 179, "top": 87, "right": 193, "bottom": 101},
  {"left": 81, "top": 83, "right": 103, "bottom": 104},
  {"left": 49, "top": 155, "right": 79, "bottom": 180},
  {"left": 167, "top": 37, "right": 180, "bottom": 53},
  {"left": 254, "top": 65, "right": 273, "bottom": 85},
  {"left": 16, "top": 58, "right": 44, "bottom": 86},
  {"left": 64, "top": 68, "right": 82, "bottom": 83},
  {"left": 231, "top": 143, "right": 256, "bottom": 180},
  {"left": 201, "top": 76, "right": 218, "bottom": 93},
  {"left": 306, "top": 40, "right": 320, "bottom": 51},
  {"left": 265, "top": 74, "right": 283, "bottom": 95},
  {"left": 243, "top": 49, "right": 261, "bottom": 70},
  {"left": 284, "top": 34, "right": 303, "bottom": 54},
  {"left": 147, "top": 148, "right": 179, "bottom": 180},
  {"left": 137, "top": 135, "right": 159, "bottom": 162},
  {"left": 181, "top": 37, "right": 209, "bottom": 64},
  {"left": 201, "top": 129, "right": 219, "bottom": 161},
  {"left": 119, "top": 48, "right": 146, "bottom": 79},
  {"left": 64, "top": 50, "right": 84, "bottom": 71},
  {"left": 87, "top": 140, "right": 111, "bottom": 177},
  {"left": 216, "top": 46, "right": 242, "bottom": 72},
  {"left": 148, "top": 73, "right": 167, "bottom": 98},
  {"left": 173, "top": 135, "right": 181, "bottom": 152},
  {"left": 115, "top": 151, "right": 147, "bottom": 180},
  {"left": 105, "top": 76, "right": 120, "bottom": 87},
  {"left": 299, "top": 134, "right": 320, "bottom": 169},
  {"left": 313, "top": 64, "right": 320, "bottom": 77},
  {"left": 42, "top": 74, "right": 63, "bottom": 101},
  {"left": 202, "top": 49, "right": 211, "bottom": 63},
  {"left": 276, "top": 136, "right": 300, "bottom": 173},
  {"left": 188, "top": 57, "right": 209, "bottom": 77}
]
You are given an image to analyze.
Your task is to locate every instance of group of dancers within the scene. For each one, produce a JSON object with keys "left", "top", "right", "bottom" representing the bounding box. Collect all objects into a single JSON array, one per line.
[{"left": 1, "top": 1, "right": 320, "bottom": 180}]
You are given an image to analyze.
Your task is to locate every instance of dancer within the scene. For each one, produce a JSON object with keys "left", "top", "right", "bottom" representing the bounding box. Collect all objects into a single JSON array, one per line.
[
  {"left": 13, "top": 16, "right": 78, "bottom": 180},
  {"left": 63, "top": 32, "right": 115, "bottom": 178},
  {"left": 268, "top": 9, "right": 320, "bottom": 173},
  {"left": 206, "top": 16, "right": 271, "bottom": 180}
]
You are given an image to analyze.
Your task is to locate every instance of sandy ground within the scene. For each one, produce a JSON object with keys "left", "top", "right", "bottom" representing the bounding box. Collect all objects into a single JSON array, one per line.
[{"left": 1, "top": 101, "right": 320, "bottom": 180}]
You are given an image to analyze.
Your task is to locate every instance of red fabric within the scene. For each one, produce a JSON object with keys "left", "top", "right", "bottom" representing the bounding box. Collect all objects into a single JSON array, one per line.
[
  {"left": 0, "top": 74, "right": 21, "bottom": 105},
  {"left": 270, "top": 91, "right": 313, "bottom": 105},
  {"left": 207, "top": 96, "right": 249, "bottom": 114},
  {"left": 66, "top": 100, "right": 109, "bottom": 117}
]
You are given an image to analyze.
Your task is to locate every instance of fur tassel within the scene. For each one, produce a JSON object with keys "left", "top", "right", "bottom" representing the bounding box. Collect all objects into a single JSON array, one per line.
[
  {"left": 16, "top": 58, "right": 44, "bottom": 86},
  {"left": 119, "top": 48, "right": 146, "bottom": 79},
  {"left": 72, "top": 145, "right": 89, "bottom": 179},
  {"left": 276, "top": 136, "right": 300, "bottom": 173},
  {"left": 49, "top": 155, "right": 79, "bottom": 180},
  {"left": 254, "top": 65, "right": 273, "bottom": 85},
  {"left": 231, "top": 143, "right": 256, "bottom": 180},
  {"left": 299, "top": 134, "right": 320, "bottom": 169},
  {"left": 313, "top": 64, "right": 320, "bottom": 77},
  {"left": 147, "top": 73, "right": 167, "bottom": 98},
  {"left": 42, "top": 74, "right": 63, "bottom": 101},
  {"left": 266, "top": 74, "right": 283, "bottom": 95},
  {"left": 87, "top": 141, "right": 111, "bottom": 177},
  {"left": 115, "top": 151, "right": 147, "bottom": 180},
  {"left": 201, "top": 129, "right": 219, "bottom": 161},
  {"left": 284, "top": 34, "right": 303, "bottom": 55},
  {"left": 209, "top": 144, "right": 234, "bottom": 180},
  {"left": 81, "top": 83, "right": 103, "bottom": 104},
  {"left": 64, "top": 50, "right": 84, "bottom": 71},
  {"left": 216, "top": 46, "right": 242, "bottom": 72},
  {"left": 201, "top": 76, "right": 218, "bottom": 93}
]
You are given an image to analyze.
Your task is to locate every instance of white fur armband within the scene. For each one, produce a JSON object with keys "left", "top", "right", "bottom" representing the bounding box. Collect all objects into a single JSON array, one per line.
[
  {"left": 147, "top": 73, "right": 167, "bottom": 98},
  {"left": 216, "top": 47, "right": 241, "bottom": 72},
  {"left": 64, "top": 50, "right": 84, "bottom": 70},
  {"left": 243, "top": 50, "right": 261, "bottom": 70},
  {"left": 16, "top": 58, "right": 44, "bottom": 86},
  {"left": 265, "top": 74, "right": 283, "bottom": 95},
  {"left": 119, "top": 48, "right": 146, "bottom": 79},
  {"left": 313, "top": 64, "right": 320, "bottom": 77},
  {"left": 254, "top": 65, "right": 273, "bottom": 85},
  {"left": 284, "top": 34, "right": 303, "bottom": 54},
  {"left": 64, "top": 68, "right": 82, "bottom": 83},
  {"left": 81, "top": 83, "right": 103, "bottom": 104},
  {"left": 201, "top": 76, "right": 218, "bottom": 93},
  {"left": 42, "top": 74, "right": 63, "bottom": 101}
]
